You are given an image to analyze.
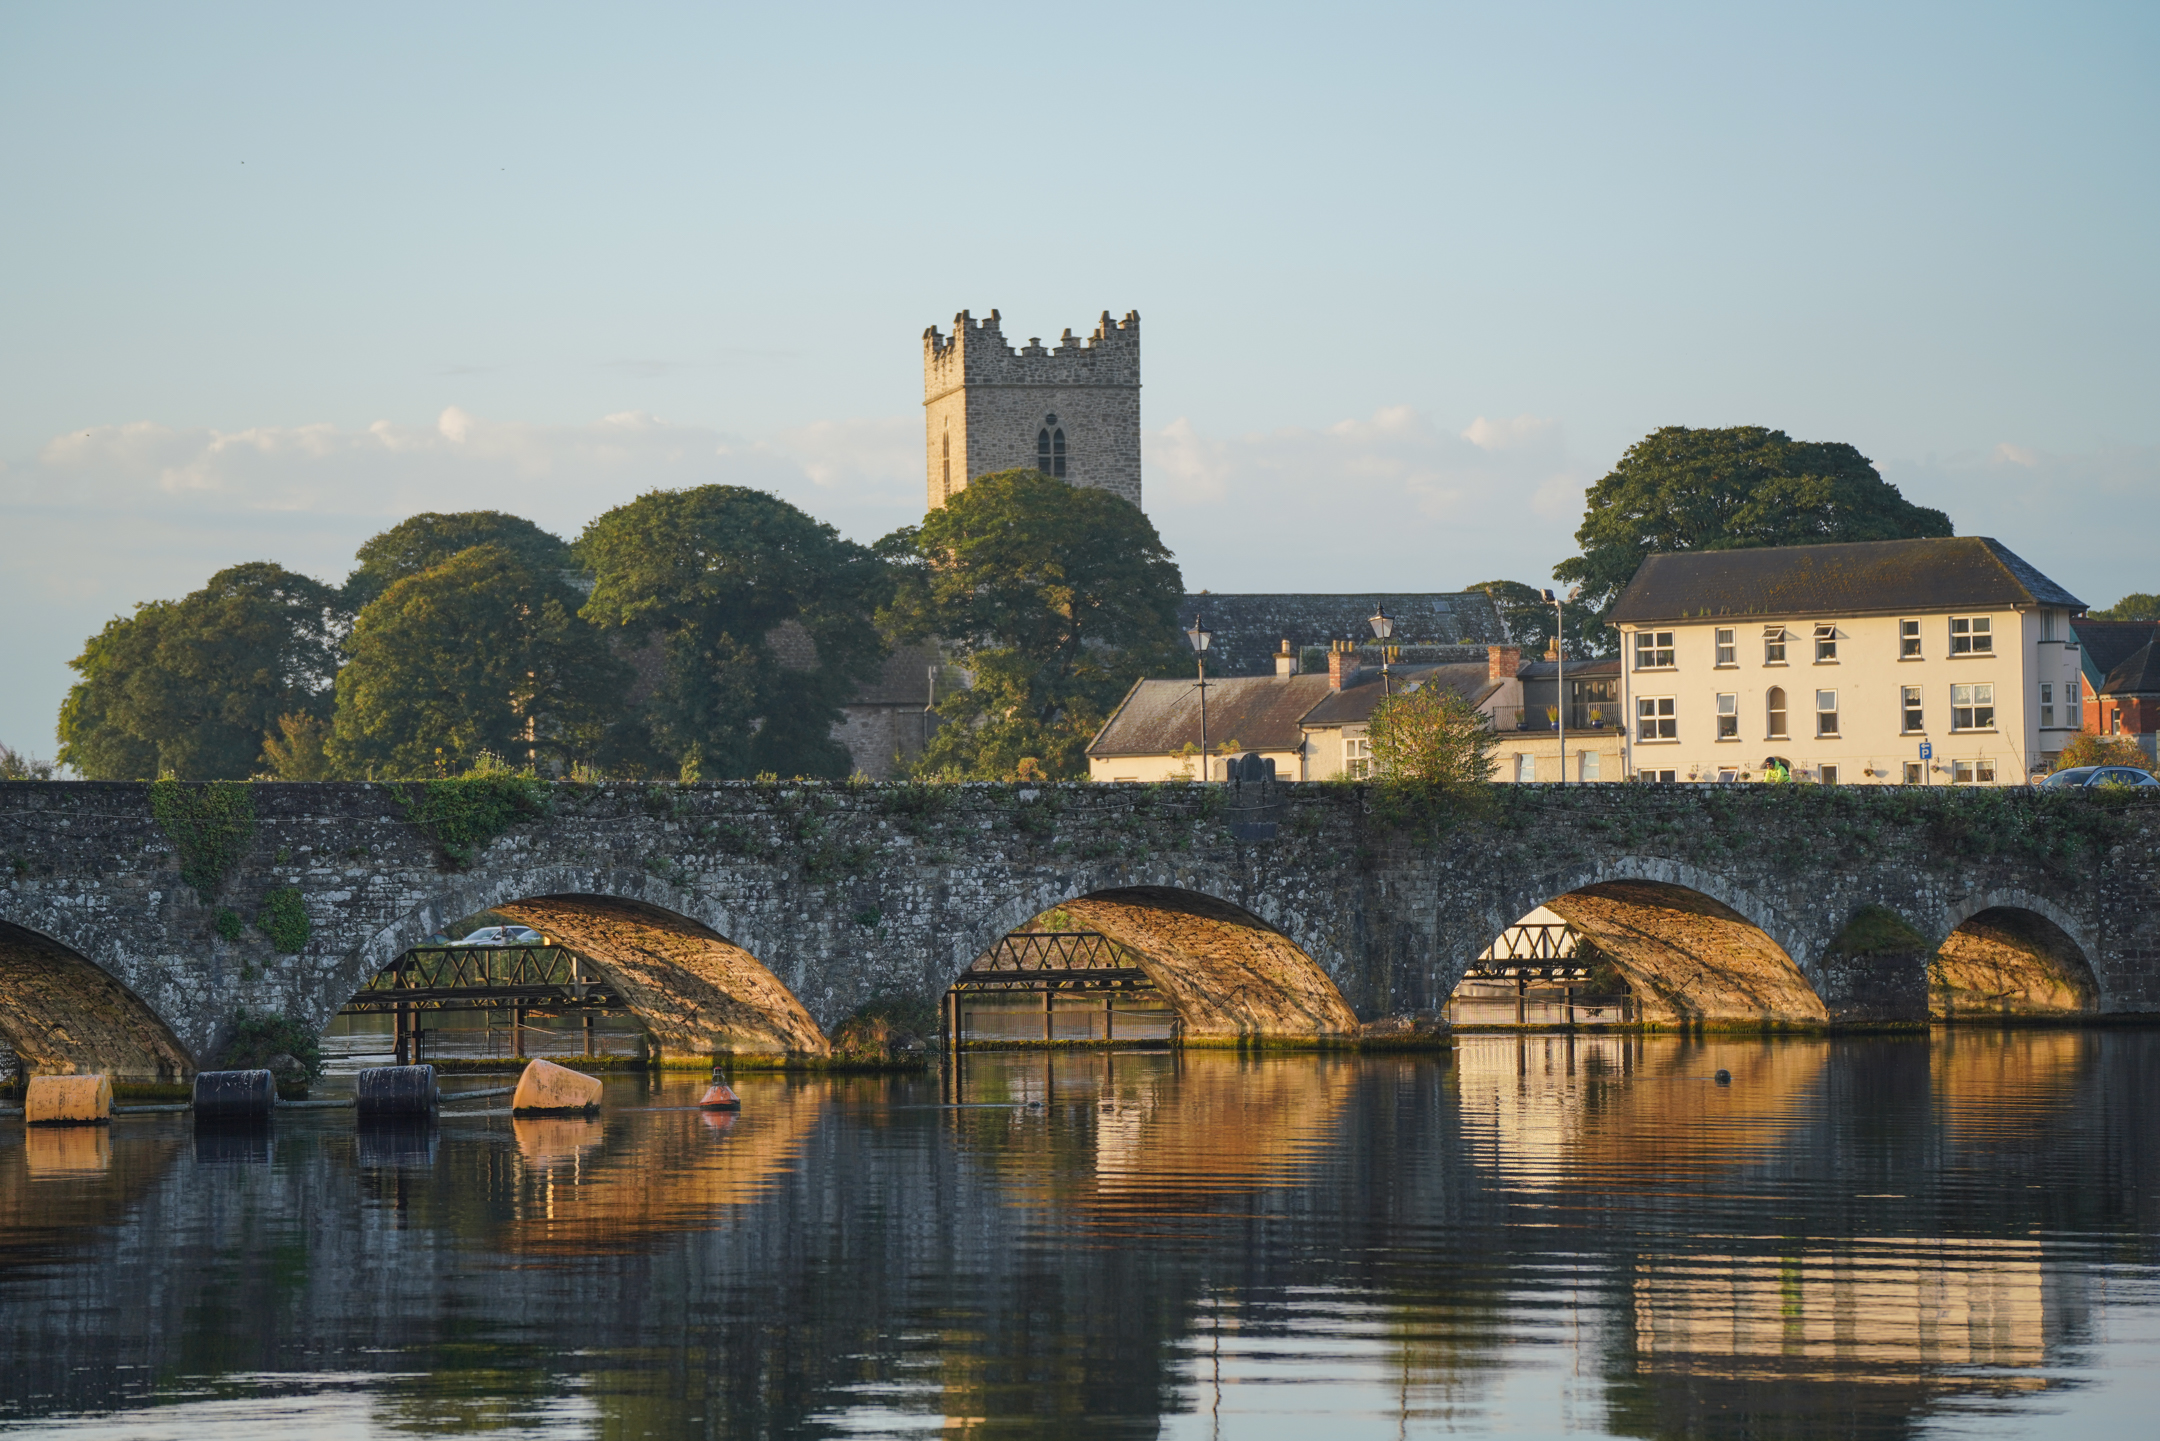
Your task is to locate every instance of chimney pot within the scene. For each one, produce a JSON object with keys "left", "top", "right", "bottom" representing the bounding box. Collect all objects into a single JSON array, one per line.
[{"left": 1328, "top": 644, "right": 1361, "bottom": 691}]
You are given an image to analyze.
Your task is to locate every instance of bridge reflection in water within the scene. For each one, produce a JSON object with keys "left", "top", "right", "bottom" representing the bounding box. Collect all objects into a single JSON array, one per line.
[{"left": 1, "top": 1036, "right": 2156, "bottom": 1438}]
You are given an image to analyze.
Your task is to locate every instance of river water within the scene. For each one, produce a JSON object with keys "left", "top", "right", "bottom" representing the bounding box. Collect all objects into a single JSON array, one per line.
[{"left": 4, "top": 1031, "right": 2159, "bottom": 1439}]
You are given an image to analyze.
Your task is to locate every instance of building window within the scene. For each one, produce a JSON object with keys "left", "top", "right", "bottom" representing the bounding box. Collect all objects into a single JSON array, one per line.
[
  {"left": 2042, "top": 610, "right": 2060, "bottom": 642},
  {"left": 1764, "top": 626, "right": 1787, "bottom": 665},
  {"left": 1716, "top": 692, "right": 1738, "bottom": 739},
  {"left": 1820, "top": 764, "right": 1840, "bottom": 786},
  {"left": 1515, "top": 753, "right": 1535, "bottom": 783},
  {"left": 1901, "top": 685, "right": 1924, "bottom": 733},
  {"left": 1634, "top": 631, "right": 1675, "bottom": 669},
  {"left": 1037, "top": 416, "right": 1067, "bottom": 478},
  {"left": 1816, "top": 690, "right": 1839, "bottom": 737},
  {"left": 1714, "top": 628, "right": 1736, "bottom": 666},
  {"left": 2069, "top": 685, "right": 2082, "bottom": 728},
  {"left": 2112, "top": 708, "right": 2123, "bottom": 734},
  {"left": 1900, "top": 619, "right": 1921, "bottom": 659},
  {"left": 1638, "top": 769, "right": 1677, "bottom": 783},
  {"left": 1717, "top": 767, "right": 1738, "bottom": 783},
  {"left": 1950, "top": 616, "right": 1992, "bottom": 654},
  {"left": 1636, "top": 696, "right": 1676, "bottom": 741},
  {"left": 1344, "top": 735, "right": 1371, "bottom": 779},
  {"left": 941, "top": 433, "right": 951, "bottom": 500},
  {"left": 2040, "top": 682, "right": 2055, "bottom": 728},
  {"left": 1953, "top": 758, "right": 1997, "bottom": 784},
  {"left": 1951, "top": 683, "right": 1994, "bottom": 731},
  {"left": 1903, "top": 761, "right": 1925, "bottom": 784},
  {"left": 1580, "top": 750, "right": 1600, "bottom": 782},
  {"left": 1765, "top": 686, "right": 1788, "bottom": 739},
  {"left": 1814, "top": 624, "right": 1838, "bottom": 662}
]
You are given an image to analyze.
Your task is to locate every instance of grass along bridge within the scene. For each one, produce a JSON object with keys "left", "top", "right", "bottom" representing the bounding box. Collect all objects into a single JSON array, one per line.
[{"left": 0, "top": 778, "right": 2156, "bottom": 1080}]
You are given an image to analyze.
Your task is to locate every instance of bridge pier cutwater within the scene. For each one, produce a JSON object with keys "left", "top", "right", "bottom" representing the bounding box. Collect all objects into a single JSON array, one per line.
[{"left": 0, "top": 779, "right": 2155, "bottom": 1078}]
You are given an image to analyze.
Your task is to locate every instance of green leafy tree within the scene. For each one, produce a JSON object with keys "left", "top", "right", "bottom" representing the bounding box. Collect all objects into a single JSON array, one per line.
[
  {"left": 2092, "top": 593, "right": 2160, "bottom": 622},
  {"left": 1367, "top": 682, "right": 1497, "bottom": 786},
  {"left": 881, "top": 469, "right": 1185, "bottom": 780},
  {"left": 0, "top": 744, "right": 57, "bottom": 780},
  {"left": 329, "top": 544, "right": 630, "bottom": 777},
  {"left": 1553, "top": 427, "right": 1953, "bottom": 638},
  {"left": 1466, "top": 580, "right": 1605, "bottom": 659},
  {"left": 344, "top": 511, "right": 573, "bottom": 610},
  {"left": 578, "top": 486, "right": 888, "bottom": 780},
  {"left": 2052, "top": 734, "right": 2153, "bottom": 773},
  {"left": 58, "top": 563, "right": 344, "bottom": 780}
]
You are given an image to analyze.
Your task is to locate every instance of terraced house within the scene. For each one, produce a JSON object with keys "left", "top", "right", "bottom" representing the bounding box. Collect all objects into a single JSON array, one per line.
[{"left": 1607, "top": 537, "right": 2086, "bottom": 786}]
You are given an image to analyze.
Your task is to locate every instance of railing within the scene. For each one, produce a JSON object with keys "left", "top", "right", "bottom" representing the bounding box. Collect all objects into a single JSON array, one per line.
[
  {"left": 1486, "top": 705, "right": 1621, "bottom": 734},
  {"left": 348, "top": 943, "right": 619, "bottom": 1012}
]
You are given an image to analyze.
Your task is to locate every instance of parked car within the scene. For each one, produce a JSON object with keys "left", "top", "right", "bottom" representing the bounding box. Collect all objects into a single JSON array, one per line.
[
  {"left": 2039, "top": 765, "right": 2160, "bottom": 789},
  {"left": 455, "top": 925, "right": 548, "bottom": 946}
]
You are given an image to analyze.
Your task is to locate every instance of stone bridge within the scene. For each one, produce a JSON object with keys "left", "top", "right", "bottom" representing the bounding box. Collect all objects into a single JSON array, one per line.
[{"left": 1, "top": 779, "right": 2156, "bottom": 1079}]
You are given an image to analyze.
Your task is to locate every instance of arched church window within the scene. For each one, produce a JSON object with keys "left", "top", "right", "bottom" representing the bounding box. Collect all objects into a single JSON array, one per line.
[{"left": 1037, "top": 415, "right": 1067, "bottom": 478}]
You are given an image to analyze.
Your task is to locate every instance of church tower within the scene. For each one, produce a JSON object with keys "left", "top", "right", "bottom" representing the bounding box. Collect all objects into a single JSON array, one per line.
[{"left": 922, "top": 309, "right": 1141, "bottom": 512}]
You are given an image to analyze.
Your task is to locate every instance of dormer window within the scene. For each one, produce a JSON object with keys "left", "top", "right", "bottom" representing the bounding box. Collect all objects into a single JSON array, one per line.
[{"left": 1037, "top": 415, "right": 1067, "bottom": 477}]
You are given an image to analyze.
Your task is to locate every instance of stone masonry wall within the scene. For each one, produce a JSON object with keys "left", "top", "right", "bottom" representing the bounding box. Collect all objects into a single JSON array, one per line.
[{"left": 1, "top": 780, "right": 2157, "bottom": 1076}]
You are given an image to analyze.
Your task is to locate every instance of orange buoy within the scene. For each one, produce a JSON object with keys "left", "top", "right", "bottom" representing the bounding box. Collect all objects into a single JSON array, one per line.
[{"left": 699, "top": 1067, "right": 741, "bottom": 1111}]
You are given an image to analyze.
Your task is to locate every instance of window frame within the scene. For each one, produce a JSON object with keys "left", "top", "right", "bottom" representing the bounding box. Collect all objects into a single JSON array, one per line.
[
  {"left": 1714, "top": 627, "right": 1736, "bottom": 667},
  {"left": 1952, "top": 757, "right": 1998, "bottom": 785},
  {"left": 1899, "top": 618, "right": 1921, "bottom": 659},
  {"left": 1950, "top": 682, "right": 1996, "bottom": 732},
  {"left": 1715, "top": 692, "right": 1739, "bottom": 740},
  {"left": 1815, "top": 689, "right": 1839, "bottom": 738},
  {"left": 1580, "top": 750, "right": 1601, "bottom": 782},
  {"left": 2040, "top": 682, "right": 2056, "bottom": 730},
  {"left": 1903, "top": 761, "right": 1925, "bottom": 785},
  {"left": 1814, "top": 623, "right": 1839, "bottom": 663},
  {"left": 1949, "top": 615, "right": 1993, "bottom": 656},
  {"left": 1635, "top": 695, "right": 1677, "bottom": 742},
  {"left": 1343, "top": 734, "right": 1371, "bottom": 779},
  {"left": 1633, "top": 630, "right": 1676, "bottom": 670},
  {"left": 1819, "top": 764, "right": 1840, "bottom": 786},
  {"left": 1765, "top": 685, "right": 1789, "bottom": 740},
  {"left": 1901, "top": 685, "right": 1924, "bottom": 734},
  {"left": 1763, "top": 626, "right": 1788, "bottom": 665}
]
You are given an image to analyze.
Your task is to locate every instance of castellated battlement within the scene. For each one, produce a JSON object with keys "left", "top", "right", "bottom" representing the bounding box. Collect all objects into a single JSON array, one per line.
[{"left": 923, "top": 309, "right": 1140, "bottom": 398}]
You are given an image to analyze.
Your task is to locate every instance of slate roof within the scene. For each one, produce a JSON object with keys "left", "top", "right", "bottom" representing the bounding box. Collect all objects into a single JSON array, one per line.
[
  {"left": 1179, "top": 592, "right": 1507, "bottom": 676},
  {"left": 2102, "top": 641, "right": 2160, "bottom": 697},
  {"left": 1297, "top": 665, "right": 1502, "bottom": 728},
  {"left": 1088, "top": 674, "right": 1336, "bottom": 756},
  {"left": 1609, "top": 538, "right": 2083, "bottom": 625},
  {"left": 2073, "top": 620, "right": 2160, "bottom": 693}
]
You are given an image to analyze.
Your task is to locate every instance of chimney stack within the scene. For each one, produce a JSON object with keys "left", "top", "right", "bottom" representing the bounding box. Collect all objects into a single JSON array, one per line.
[
  {"left": 1488, "top": 645, "right": 1521, "bottom": 680},
  {"left": 1274, "top": 639, "right": 1297, "bottom": 678},
  {"left": 1328, "top": 641, "right": 1361, "bottom": 691}
]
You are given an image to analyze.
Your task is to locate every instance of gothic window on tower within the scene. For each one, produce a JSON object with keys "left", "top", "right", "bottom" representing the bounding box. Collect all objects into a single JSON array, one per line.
[
  {"left": 941, "top": 433, "right": 950, "bottom": 501},
  {"left": 1037, "top": 414, "right": 1067, "bottom": 477}
]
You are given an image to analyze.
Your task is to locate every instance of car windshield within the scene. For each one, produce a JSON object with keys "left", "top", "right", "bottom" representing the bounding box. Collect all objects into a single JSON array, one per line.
[{"left": 2045, "top": 768, "right": 2098, "bottom": 787}]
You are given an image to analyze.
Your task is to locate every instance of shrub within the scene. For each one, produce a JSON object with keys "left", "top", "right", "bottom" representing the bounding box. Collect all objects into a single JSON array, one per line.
[
  {"left": 2053, "top": 733, "right": 2154, "bottom": 774},
  {"left": 215, "top": 1008, "right": 324, "bottom": 1080},
  {"left": 255, "top": 887, "right": 310, "bottom": 953}
]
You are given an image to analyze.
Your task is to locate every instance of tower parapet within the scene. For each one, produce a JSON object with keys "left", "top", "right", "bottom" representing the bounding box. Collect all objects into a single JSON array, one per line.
[{"left": 922, "top": 309, "right": 1142, "bottom": 512}]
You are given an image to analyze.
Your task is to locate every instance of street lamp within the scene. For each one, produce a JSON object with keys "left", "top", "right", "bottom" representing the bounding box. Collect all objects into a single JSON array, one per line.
[
  {"left": 1367, "top": 605, "right": 1395, "bottom": 696},
  {"left": 1539, "top": 587, "right": 1582, "bottom": 782},
  {"left": 1186, "top": 617, "right": 1212, "bottom": 780}
]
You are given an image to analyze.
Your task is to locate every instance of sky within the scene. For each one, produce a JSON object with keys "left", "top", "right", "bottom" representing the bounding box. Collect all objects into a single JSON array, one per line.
[{"left": 3, "top": 2, "right": 2156, "bottom": 755}]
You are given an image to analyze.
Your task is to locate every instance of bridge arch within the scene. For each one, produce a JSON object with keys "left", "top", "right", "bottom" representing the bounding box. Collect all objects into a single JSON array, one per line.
[
  {"left": 953, "top": 872, "right": 1359, "bottom": 1042},
  {"left": 0, "top": 918, "right": 195, "bottom": 1081},
  {"left": 342, "top": 867, "right": 828, "bottom": 1058},
  {"left": 1930, "top": 894, "right": 2099, "bottom": 1018},
  {"left": 1473, "top": 858, "right": 1828, "bottom": 1026}
]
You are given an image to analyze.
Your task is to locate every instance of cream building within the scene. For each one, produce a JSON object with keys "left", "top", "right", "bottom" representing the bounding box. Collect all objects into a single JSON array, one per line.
[{"left": 1607, "top": 537, "right": 2086, "bottom": 786}]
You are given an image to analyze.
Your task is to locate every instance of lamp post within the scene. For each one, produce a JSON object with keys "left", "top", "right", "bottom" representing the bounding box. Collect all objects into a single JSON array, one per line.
[
  {"left": 1367, "top": 605, "right": 1396, "bottom": 696},
  {"left": 1185, "top": 617, "right": 1212, "bottom": 780},
  {"left": 1539, "top": 587, "right": 1583, "bottom": 782}
]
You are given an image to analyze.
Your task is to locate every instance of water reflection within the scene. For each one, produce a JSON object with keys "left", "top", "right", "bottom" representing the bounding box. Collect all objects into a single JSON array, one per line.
[{"left": 0, "top": 1035, "right": 2156, "bottom": 1439}]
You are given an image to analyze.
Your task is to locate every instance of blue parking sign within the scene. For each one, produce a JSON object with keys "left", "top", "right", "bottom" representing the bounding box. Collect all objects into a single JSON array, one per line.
[{"left": 1919, "top": 741, "right": 1933, "bottom": 760}]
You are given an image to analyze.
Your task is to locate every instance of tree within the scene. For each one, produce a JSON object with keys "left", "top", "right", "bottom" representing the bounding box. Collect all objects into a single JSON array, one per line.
[
  {"left": 57, "top": 563, "right": 344, "bottom": 780},
  {"left": 577, "top": 487, "right": 888, "bottom": 780},
  {"left": 344, "top": 511, "right": 572, "bottom": 610},
  {"left": 328, "top": 544, "right": 631, "bottom": 777},
  {"left": 1466, "top": 580, "right": 1602, "bottom": 659},
  {"left": 1366, "top": 682, "right": 1497, "bottom": 786},
  {"left": 2093, "top": 593, "right": 2160, "bottom": 622},
  {"left": 259, "top": 713, "right": 334, "bottom": 780},
  {"left": 2052, "top": 734, "right": 2154, "bottom": 774},
  {"left": 880, "top": 470, "right": 1185, "bottom": 780},
  {"left": 1553, "top": 427, "right": 1953, "bottom": 637},
  {"left": 0, "top": 744, "right": 57, "bottom": 780}
]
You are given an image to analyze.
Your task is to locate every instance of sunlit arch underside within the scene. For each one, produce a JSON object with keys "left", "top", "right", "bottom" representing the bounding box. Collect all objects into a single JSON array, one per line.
[
  {"left": 489, "top": 896, "right": 827, "bottom": 1058},
  {"left": 0, "top": 919, "right": 194, "bottom": 1081},
  {"left": 1046, "top": 888, "right": 1359, "bottom": 1041},
  {"left": 1931, "top": 907, "right": 2097, "bottom": 1018},
  {"left": 1539, "top": 881, "right": 1828, "bottom": 1025}
]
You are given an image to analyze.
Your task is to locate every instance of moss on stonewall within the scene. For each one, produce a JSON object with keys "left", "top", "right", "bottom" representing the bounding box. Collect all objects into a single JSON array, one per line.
[
  {"left": 147, "top": 779, "right": 257, "bottom": 901},
  {"left": 255, "top": 886, "right": 311, "bottom": 953},
  {"left": 389, "top": 774, "right": 553, "bottom": 867}
]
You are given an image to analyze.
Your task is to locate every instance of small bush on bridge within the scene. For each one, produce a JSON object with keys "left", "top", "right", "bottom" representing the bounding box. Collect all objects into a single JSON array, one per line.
[
  {"left": 255, "top": 886, "right": 310, "bottom": 953},
  {"left": 215, "top": 1007, "right": 323, "bottom": 1081},
  {"left": 389, "top": 771, "right": 553, "bottom": 867},
  {"left": 147, "top": 779, "right": 257, "bottom": 901}
]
